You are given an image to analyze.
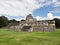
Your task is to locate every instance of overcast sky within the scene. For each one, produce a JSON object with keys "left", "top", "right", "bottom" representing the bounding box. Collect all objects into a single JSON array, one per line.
[{"left": 0, "top": 0, "right": 60, "bottom": 20}]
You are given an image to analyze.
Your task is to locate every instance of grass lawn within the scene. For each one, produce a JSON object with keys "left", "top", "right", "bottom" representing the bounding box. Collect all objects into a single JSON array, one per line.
[{"left": 0, "top": 29, "right": 60, "bottom": 45}]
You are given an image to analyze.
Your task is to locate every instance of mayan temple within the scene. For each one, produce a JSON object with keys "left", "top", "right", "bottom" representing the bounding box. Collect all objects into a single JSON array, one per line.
[{"left": 8, "top": 14, "right": 56, "bottom": 32}]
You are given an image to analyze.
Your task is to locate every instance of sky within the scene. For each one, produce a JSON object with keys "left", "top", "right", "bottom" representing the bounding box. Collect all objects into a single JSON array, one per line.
[{"left": 0, "top": 0, "right": 60, "bottom": 20}]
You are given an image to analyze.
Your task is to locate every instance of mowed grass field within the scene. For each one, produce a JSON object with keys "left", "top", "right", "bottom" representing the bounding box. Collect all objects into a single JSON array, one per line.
[{"left": 0, "top": 29, "right": 60, "bottom": 45}]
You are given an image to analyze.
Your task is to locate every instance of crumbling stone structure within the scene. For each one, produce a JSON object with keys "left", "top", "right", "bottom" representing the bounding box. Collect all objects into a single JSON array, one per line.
[{"left": 8, "top": 14, "right": 56, "bottom": 32}]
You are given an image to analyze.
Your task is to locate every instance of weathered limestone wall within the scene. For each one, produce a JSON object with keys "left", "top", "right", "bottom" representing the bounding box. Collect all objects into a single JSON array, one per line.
[
  {"left": 32, "top": 21, "right": 55, "bottom": 32},
  {"left": 8, "top": 20, "right": 55, "bottom": 32},
  {"left": 8, "top": 14, "right": 56, "bottom": 32}
]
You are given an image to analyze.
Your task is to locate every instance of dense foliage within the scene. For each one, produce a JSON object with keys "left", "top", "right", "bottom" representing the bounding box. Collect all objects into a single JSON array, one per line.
[
  {"left": 53, "top": 18, "right": 60, "bottom": 28},
  {"left": 0, "top": 16, "right": 19, "bottom": 28},
  {"left": 0, "top": 16, "right": 9, "bottom": 28}
]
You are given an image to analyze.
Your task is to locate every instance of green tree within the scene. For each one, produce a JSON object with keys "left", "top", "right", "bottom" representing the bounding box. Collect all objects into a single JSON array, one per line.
[
  {"left": 53, "top": 18, "right": 60, "bottom": 28},
  {"left": 0, "top": 16, "right": 9, "bottom": 28},
  {"left": 9, "top": 19, "right": 19, "bottom": 23}
]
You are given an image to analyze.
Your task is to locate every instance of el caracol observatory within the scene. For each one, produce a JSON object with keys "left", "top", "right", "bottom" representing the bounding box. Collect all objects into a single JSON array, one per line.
[{"left": 8, "top": 14, "right": 56, "bottom": 32}]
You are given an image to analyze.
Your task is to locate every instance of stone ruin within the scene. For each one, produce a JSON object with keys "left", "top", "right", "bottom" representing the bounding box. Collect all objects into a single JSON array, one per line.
[{"left": 8, "top": 14, "right": 56, "bottom": 32}]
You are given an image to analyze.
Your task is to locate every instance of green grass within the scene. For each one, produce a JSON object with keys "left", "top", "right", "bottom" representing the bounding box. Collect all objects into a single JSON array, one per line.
[{"left": 0, "top": 29, "right": 60, "bottom": 45}]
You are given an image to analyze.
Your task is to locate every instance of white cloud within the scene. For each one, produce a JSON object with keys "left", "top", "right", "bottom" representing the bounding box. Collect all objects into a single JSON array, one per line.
[
  {"left": 49, "top": 0, "right": 60, "bottom": 14},
  {"left": 36, "top": 16, "right": 47, "bottom": 20},
  {"left": 36, "top": 16, "right": 42, "bottom": 20},
  {"left": 54, "top": 1, "right": 60, "bottom": 7},
  {"left": 0, "top": 1, "right": 30, "bottom": 16},
  {"left": 47, "top": 13, "right": 53, "bottom": 19},
  {"left": 36, "top": 13, "right": 60, "bottom": 20},
  {"left": 53, "top": 0, "right": 57, "bottom": 2},
  {"left": 0, "top": 0, "right": 55, "bottom": 17},
  {"left": 0, "top": 0, "right": 60, "bottom": 20},
  {"left": 0, "top": 0, "right": 41, "bottom": 17}
]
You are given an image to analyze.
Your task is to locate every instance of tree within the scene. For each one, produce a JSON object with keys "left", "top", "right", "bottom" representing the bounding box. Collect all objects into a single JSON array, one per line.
[
  {"left": 9, "top": 19, "right": 19, "bottom": 23},
  {"left": 53, "top": 18, "right": 60, "bottom": 28},
  {"left": 0, "top": 16, "right": 9, "bottom": 28}
]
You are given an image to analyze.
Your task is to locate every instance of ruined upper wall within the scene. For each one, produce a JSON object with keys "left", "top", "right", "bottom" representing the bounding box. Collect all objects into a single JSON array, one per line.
[
  {"left": 26, "top": 14, "right": 34, "bottom": 23},
  {"left": 26, "top": 14, "right": 33, "bottom": 20}
]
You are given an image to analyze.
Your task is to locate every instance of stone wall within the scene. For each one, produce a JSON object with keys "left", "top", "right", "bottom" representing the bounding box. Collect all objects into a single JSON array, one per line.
[{"left": 8, "top": 14, "right": 56, "bottom": 32}]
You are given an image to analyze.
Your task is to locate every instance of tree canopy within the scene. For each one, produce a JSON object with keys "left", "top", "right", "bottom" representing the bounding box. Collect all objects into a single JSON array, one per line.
[
  {"left": 0, "top": 16, "right": 9, "bottom": 28},
  {"left": 53, "top": 18, "right": 60, "bottom": 28},
  {"left": 0, "top": 16, "right": 19, "bottom": 28}
]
